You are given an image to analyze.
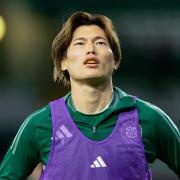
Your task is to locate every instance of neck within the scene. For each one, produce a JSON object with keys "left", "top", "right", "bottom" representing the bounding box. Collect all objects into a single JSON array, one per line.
[{"left": 70, "top": 79, "right": 113, "bottom": 114}]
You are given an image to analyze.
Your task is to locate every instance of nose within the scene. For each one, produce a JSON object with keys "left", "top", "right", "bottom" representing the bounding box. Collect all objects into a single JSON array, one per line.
[
  {"left": 86, "top": 42, "right": 96, "bottom": 55},
  {"left": 87, "top": 49, "right": 96, "bottom": 55}
]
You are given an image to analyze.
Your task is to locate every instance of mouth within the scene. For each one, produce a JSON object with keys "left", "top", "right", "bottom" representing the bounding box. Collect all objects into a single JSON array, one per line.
[{"left": 84, "top": 58, "right": 99, "bottom": 65}]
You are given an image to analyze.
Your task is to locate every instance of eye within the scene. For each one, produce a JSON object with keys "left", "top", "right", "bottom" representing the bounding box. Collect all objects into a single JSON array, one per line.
[
  {"left": 74, "top": 42, "right": 84, "bottom": 46},
  {"left": 96, "top": 41, "right": 106, "bottom": 45}
]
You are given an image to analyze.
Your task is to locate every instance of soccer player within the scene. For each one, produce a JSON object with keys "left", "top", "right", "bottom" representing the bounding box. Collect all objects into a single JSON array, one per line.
[{"left": 0, "top": 12, "right": 179, "bottom": 180}]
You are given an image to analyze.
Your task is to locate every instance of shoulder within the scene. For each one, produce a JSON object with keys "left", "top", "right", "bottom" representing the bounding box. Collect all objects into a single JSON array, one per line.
[
  {"left": 24, "top": 104, "right": 51, "bottom": 127},
  {"left": 9, "top": 104, "right": 51, "bottom": 155},
  {"left": 136, "top": 97, "right": 168, "bottom": 124},
  {"left": 12, "top": 104, "right": 52, "bottom": 141},
  {"left": 136, "top": 97, "right": 179, "bottom": 135},
  {"left": 114, "top": 86, "right": 171, "bottom": 123},
  {"left": 115, "top": 85, "right": 179, "bottom": 133},
  {"left": 136, "top": 98, "right": 163, "bottom": 119}
]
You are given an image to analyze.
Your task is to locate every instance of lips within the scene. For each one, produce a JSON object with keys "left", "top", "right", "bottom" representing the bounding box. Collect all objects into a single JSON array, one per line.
[{"left": 84, "top": 58, "right": 99, "bottom": 65}]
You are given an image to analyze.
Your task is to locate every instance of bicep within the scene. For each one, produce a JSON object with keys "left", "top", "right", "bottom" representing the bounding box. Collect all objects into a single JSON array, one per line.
[
  {"left": 154, "top": 110, "right": 180, "bottom": 176},
  {"left": 0, "top": 116, "right": 40, "bottom": 179}
]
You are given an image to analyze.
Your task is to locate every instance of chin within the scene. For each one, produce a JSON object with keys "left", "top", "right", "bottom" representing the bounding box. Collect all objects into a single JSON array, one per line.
[{"left": 83, "top": 76, "right": 109, "bottom": 85}]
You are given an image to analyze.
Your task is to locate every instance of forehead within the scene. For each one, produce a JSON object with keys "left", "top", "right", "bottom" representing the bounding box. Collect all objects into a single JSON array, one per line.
[{"left": 72, "top": 25, "right": 107, "bottom": 40}]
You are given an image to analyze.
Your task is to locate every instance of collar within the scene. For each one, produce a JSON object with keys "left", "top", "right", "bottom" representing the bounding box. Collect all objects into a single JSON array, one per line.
[{"left": 64, "top": 86, "right": 136, "bottom": 114}]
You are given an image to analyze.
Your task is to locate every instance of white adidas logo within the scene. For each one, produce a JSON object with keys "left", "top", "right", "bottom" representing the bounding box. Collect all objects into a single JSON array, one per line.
[
  {"left": 51, "top": 125, "right": 73, "bottom": 141},
  {"left": 90, "top": 156, "right": 107, "bottom": 168}
]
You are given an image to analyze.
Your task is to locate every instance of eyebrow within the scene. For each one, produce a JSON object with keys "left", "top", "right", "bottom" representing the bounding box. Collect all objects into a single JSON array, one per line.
[{"left": 72, "top": 36, "right": 107, "bottom": 42}]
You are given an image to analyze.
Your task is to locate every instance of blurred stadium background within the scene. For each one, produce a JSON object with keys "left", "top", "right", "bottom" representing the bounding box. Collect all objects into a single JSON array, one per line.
[{"left": 0, "top": 0, "right": 179, "bottom": 179}]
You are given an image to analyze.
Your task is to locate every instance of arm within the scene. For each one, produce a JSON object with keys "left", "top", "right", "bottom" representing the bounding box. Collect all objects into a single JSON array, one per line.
[
  {"left": 152, "top": 105, "right": 180, "bottom": 178},
  {"left": 0, "top": 112, "right": 41, "bottom": 179},
  {"left": 137, "top": 99, "right": 179, "bottom": 178}
]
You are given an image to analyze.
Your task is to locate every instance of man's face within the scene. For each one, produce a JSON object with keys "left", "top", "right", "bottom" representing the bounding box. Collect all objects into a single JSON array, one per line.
[{"left": 61, "top": 25, "right": 117, "bottom": 84}]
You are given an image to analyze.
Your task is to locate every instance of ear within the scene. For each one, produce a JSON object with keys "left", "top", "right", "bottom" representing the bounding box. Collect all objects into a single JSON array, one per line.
[
  {"left": 113, "top": 60, "right": 119, "bottom": 70},
  {"left": 60, "top": 58, "right": 67, "bottom": 71}
]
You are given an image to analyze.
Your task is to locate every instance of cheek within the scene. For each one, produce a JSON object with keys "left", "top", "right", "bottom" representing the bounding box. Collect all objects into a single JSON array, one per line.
[
  {"left": 67, "top": 47, "right": 83, "bottom": 62},
  {"left": 65, "top": 49, "right": 83, "bottom": 73},
  {"left": 103, "top": 49, "right": 114, "bottom": 64},
  {"left": 101, "top": 49, "right": 115, "bottom": 72},
  {"left": 107, "top": 49, "right": 114, "bottom": 58}
]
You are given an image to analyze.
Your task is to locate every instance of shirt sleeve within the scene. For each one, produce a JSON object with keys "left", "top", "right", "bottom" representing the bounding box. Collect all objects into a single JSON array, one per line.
[
  {"left": 147, "top": 103, "right": 180, "bottom": 178},
  {"left": 0, "top": 111, "right": 42, "bottom": 179},
  {"left": 137, "top": 99, "right": 180, "bottom": 178}
]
